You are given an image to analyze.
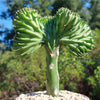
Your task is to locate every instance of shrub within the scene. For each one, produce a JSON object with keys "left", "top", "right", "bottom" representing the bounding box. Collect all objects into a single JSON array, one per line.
[
  {"left": 0, "top": 48, "right": 46, "bottom": 99},
  {"left": 59, "top": 46, "right": 86, "bottom": 92},
  {"left": 0, "top": 29, "right": 100, "bottom": 99},
  {"left": 88, "top": 66, "right": 100, "bottom": 100}
]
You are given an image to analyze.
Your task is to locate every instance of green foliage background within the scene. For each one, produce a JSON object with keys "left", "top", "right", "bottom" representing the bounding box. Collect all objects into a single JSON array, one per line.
[
  {"left": 0, "top": 29, "right": 100, "bottom": 100},
  {"left": 0, "top": 0, "right": 100, "bottom": 100}
]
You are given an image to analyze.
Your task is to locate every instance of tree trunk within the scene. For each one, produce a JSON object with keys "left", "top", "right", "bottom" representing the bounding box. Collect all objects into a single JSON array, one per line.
[{"left": 45, "top": 47, "right": 59, "bottom": 97}]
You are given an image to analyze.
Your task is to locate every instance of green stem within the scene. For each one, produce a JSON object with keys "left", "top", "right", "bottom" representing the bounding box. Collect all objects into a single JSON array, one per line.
[{"left": 45, "top": 46, "right": 60, "bottom": 97}]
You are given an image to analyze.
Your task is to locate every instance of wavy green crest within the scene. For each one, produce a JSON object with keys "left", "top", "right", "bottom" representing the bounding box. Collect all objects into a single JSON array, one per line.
[{"left": 13, "top": 7, "right": 94, "bottom": 56}]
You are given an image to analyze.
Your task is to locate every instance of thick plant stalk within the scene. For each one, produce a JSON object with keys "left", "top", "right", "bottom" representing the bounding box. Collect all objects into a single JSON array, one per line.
[{"left": 45, "top": 46, "right": 59, "bottom": 97}]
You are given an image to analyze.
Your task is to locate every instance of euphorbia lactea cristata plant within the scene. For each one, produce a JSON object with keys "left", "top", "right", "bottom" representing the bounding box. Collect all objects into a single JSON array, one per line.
[{"left": 13, "top": 7, "right": 94, "bottom": 97}]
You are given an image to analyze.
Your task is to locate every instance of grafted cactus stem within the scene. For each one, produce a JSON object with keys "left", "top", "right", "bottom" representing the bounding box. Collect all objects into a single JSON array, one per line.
[
  {"left": 45, "top": 46, "right": 60, "bottom": 96},
  {"left": 13, "top": 7, "right": 94, "bottom": 97}
]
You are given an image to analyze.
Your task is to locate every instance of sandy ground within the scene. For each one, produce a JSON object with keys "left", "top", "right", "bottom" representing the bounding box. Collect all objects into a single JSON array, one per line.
[{"left": 16, "top": 90, "right": 90, "bottom": 100}]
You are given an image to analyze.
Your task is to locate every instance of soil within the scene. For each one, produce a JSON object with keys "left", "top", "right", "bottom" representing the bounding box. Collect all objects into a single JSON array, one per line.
[{"left": 16, "top": 90, "right": 90, "bottom": 100}]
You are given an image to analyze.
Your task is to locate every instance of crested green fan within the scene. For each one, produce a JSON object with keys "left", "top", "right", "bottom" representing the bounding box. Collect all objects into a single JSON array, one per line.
[
  {"left": 13, "top": 8, "right": 45, "bottom": 55},
  {"left": 44, "top": 8, "right": 94, "bottom": 55},
  {"left": 13, "top": 7, "right": 94, "bottom": 97}
]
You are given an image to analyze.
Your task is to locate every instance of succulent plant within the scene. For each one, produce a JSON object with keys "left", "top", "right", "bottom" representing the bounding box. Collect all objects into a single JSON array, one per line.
[{"left": 13, "top": 7, "right": 94, "bottom": 97}]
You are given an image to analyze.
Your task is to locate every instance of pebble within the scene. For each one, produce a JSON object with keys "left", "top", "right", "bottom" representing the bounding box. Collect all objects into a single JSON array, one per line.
[{"left": 15, "top": 90, "right": 90, "bottom": 100}]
